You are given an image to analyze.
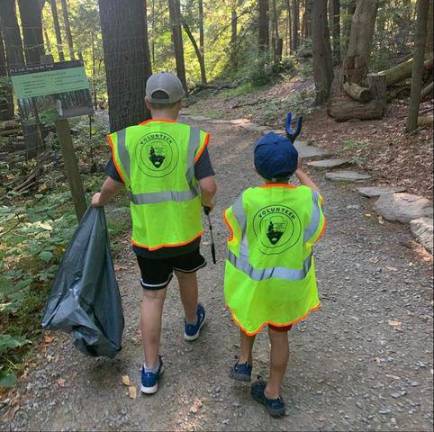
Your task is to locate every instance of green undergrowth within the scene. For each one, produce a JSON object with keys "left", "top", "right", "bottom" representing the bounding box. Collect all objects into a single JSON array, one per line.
[{"left": 0, "top": 120, "right": 130, "bottom": 389}]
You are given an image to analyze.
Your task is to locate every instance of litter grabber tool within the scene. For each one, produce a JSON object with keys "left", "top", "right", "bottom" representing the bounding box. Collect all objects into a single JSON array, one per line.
[
  {"left": 203, "top": 206, "right": 217, "bottom": 264},
  {"left": 285, "top": 112, "right": 303, "bottom": 143}
]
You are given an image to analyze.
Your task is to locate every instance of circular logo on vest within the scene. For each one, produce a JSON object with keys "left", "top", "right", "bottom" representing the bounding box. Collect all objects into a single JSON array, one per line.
[
  {"left": 253, "top": 205, "right": 302, "bottom": 255},
  {"left": 136, "top": 131, "right": 179, "bottom": 178}
]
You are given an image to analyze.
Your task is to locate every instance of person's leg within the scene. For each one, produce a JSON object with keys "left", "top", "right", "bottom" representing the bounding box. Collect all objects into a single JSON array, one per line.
[
  {"left": 239, "top": 329, "right": 255, "bottom": 365},
  {"left": 140, "top": 288, "right": 167, "bottom": 369},
  {"left": 175, "top": 270, "right": 198, "bottom": 324},
  {"left": 266, "top": 327, "right": 290, "bottom": 399}
]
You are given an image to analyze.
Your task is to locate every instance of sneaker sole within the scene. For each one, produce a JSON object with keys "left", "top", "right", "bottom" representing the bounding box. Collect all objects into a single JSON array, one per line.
[
  {"left": 140, "top": 366, "right": 164, "bottom": 395},
  {"left": 184, "top": 316, "right": 206, "bottom": 342}
]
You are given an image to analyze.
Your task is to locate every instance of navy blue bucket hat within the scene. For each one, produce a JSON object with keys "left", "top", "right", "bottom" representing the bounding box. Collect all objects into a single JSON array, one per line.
[{"left": 254, "top": 132, "right": 299, "bottom": 180}]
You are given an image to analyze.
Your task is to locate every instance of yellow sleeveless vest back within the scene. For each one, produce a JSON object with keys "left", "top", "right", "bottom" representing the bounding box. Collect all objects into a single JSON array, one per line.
[
  {"left": 109, "top": 120, "right": 209, "bottom": 250},
  {"left": 224, "top": 184, "right": 326, "bottom": 335}
]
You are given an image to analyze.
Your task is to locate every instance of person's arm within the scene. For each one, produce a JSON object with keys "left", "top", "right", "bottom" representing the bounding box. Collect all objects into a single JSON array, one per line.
[
  {"left": 295, "top": 159, "right": 320, "bottom": 192},
  {"left": 91, "top": 177, "right": 124, "bottom": 207},
  {"left": 199, "top": 176, "right": 217, "bottom": 210}
]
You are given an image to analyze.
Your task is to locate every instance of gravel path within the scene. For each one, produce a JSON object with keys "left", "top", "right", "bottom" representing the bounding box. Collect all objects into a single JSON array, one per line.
[{"left": 2, "top": 119, "right": 433, "bottom": 431}]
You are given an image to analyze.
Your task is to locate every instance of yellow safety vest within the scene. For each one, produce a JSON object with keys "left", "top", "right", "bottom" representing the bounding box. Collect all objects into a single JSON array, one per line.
[
  {"left": 224, "top": 184, "right": 326, "bottom": 335},
  {"left": 108, "top": 119, "right": 209, "bottom": 250}
]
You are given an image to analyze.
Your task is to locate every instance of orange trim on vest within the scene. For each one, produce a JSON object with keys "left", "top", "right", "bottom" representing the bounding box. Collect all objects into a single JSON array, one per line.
[
  {"left": 194, "top": 132, "right": 210, "bottom": 162},
  {"left": 138, "top": 118, "right": 178, "bottom": 126},
  {"left": 132, "top": 230, "right": 204, "bottom": 251},
  {"left": 227, "top": 303, "right": 321, "bottom": 337},
  {"left": 223, "top": 210, "right": 234, "bottom": 242},
  {"left": 107, "top": 135, "right": 126, "bottom": 183},
  {"left": 317, "top": 217, "right": 327, "bottom": 241},
  {"left": 260, "top": 183, "right": 298, "bottom": 189}
]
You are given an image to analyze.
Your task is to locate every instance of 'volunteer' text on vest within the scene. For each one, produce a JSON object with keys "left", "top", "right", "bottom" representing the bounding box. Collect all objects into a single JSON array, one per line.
[
  {"left": 109, "top": 120, "right": 209, "bottom": 250},
  {"left": 224, "top": 184, "right": 326, "bottom": 335}
]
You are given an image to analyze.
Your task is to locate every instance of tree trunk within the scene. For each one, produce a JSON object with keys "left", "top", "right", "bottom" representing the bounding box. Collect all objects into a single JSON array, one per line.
[
  {"left": 50, "top": 0, "right": 65, "bottom": 61},
  {"left": 342, "top": 0, "right": 356, "bottom": 54},
  {"left": 168, "top": 0, "right": 188, "bottom": 93},
  {"left": 302, "top": 0, "right": 312, "bottom": 39},
  {"left": 271, "top": 0, "right": 282, "bottom": 63},
  {"left": 199, "top": 0, "right": 205, "bottom": 62},
  {"left": 343, "top": 0, "right": 379, "bottom": 85},
  {"left": 291, "top": 0, "right": 299, "bottom": 52},
  {"left": 258, "top": 0, "right": 270, "bottom": 56},
  {"left": 98, "top": 0, "right": 152, "bottom": 131},
  {"left": 312, "top": 0, "right": 333, "bottom": 104},
  {"left": 0, "top": 24, "right": 14, "bottom": 120},
  {"left": 0, "top": 0, "right": 25, "bottom": 69},
  {"left": 143, "top": 0, "right": 153, "bottom": 78},
  {"left": 407, "top": 0, "right": 430, "bottom": 131},
  {"left": 425, "top": 0, "right": 433, "bottom": 56},
  {"left": 328, "top": 97, "right": 385, "bottom": 121},
  {"left": 43, "top": 25, "right": 52, "bottom": 54},
  {"left": 421, "top": 81, "right": 433, "bottom": 98},
  {"left": 286, "top": 0, "right": 292, "bottom": 55},
  {"left": 328, "top": 0, "right": 341, "bottom": 65},
  {"left": 17, "top": 0, "right": 45, "bottom": 65},
  {"left": 182, "top": 20, "right": 207, "bottom": 84},
  {"left": 151, "top": 0, "right": 156, "bottom": 65},
  {"left": 343, "top": 82, "right": 371, "bottom": 102},
  {"left": 60, "top": 0, "right": 75, "bottom": 60},
  {"left": 230, "top": 6, "right": 238, "bottom": 68}
]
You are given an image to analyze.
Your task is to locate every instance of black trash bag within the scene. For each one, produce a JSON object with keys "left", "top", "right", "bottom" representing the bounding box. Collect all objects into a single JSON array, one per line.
[{"left": 42, "top": 207, "right": 124, "bottom": 358}]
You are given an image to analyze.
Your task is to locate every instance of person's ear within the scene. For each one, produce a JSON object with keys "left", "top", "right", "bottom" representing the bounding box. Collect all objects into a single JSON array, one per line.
[{"left": 145, "top": 97, "right": 152, "bottom": 110}]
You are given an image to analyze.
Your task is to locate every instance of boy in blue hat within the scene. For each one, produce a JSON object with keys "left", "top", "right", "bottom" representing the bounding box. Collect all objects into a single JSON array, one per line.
[{"left": 223, "top": 118, "right": 326, "bottom": 417}]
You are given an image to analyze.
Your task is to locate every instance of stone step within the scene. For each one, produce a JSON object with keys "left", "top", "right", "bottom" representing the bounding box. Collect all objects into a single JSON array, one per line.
[
  {"left": 294, "top": 141, "right": 333, "bottom": 160},
  {"left": 307, "top": 159, "right": 349, "bottom": 169},
  {"left": 410, "top": 218, "right": 433, "bottom": 254},
  {"left": 357, "top": 186, "right": 406, "bottom": 198},
  {"left": 325, "top": 170, "right": 371, "bottom": 182}
]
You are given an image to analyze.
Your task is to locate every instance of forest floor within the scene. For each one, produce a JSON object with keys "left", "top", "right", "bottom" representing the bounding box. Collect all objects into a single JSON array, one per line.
[{"left": 1, "top": 111, "right": 433, "bottom": 431}]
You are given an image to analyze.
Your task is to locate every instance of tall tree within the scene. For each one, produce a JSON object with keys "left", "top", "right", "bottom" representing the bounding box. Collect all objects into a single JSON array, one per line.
[
  {"left": 258, "top": 0, "right": 270, "bottom": 55},
  {"left": 98, "top": 0, "right": 152, "bottom": 131},
  {"left": 407, "top": 0, "right": 430, "bottom": 131},
  {"left": 302, "top": 0, "right": 312, "bottom": 39},
  {"left": 17, "top": 0, "right": 44, "bottom": 65},
  {"left": 230, "top": 1, "right": 238, "bottom": 68},
  {"left": 199, "top": 0, "right": 205, "bottom": 64},
  {"left": 143, "top": 0, "right": 152, "bottom": 77},
  {"left": 342, "top": 0, "right": 356, "bottom": 54},
  {"left": 0, "top": 0, "right": 25, "bottom": 69},
  {"left": 182, "top": 19, "right": 207, "bottom": 84},
  {"left": 271, "top": 0, "right": 283, "bottom": 63},
  {"left": 328, "top": 0, "right": 341, "bottom": 64},
  {"left": 285, "top": 0, "right": 292, "bottom": 55},
  {"left": 60, "top": 0, "right": 75, "bottom": 60},
  {"left": 50, "top": 0, "right": 65, "bottom": 61},
  {"left": 312, "top": 0, "right": 333, "bottom": 104},
  {"left": 343, "top": 0, "right": 378, "bottom": 85},
  {"left": 0, "top": 23, "right": 14, "bottom": 120},
  {"left": 168, "top": 0, "right": 188, "bottom": 93},
  {"left": 291, "top": 0, "right": 299, "bottom": 52},
  {"left": 425, "top": 0, "right": 433, "bottom": 56}
]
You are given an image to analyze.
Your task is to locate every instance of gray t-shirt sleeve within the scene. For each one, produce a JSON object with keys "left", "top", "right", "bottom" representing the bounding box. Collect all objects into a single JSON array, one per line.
[{"left": 194, "top": 147, "right": 215, "bottom": 180}]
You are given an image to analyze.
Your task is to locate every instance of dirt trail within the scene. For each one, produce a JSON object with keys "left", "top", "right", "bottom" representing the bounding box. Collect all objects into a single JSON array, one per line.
[{"left": 2, "top": 118, "right": 433, "bottom": 431}]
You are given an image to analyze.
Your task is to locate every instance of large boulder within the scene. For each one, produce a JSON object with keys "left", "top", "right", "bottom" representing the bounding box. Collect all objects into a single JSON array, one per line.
[
  {"left": 374, "top": 193, "right": 433, "bottom": 224},
  {"left": 410, "top": 218, "right": 433, "bottom": 254}
]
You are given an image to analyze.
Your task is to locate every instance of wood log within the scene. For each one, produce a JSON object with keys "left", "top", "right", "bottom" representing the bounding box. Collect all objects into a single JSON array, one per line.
[
  {"left": 417, "top": 115, "right": 433, "bottom": 127},
  {"left": 374, "top": 56, "right": 433, "bottom": 87},
  {"left": 343, "top": 82, "right": 372, "bottom": 102},
  {"left": 0, "top": 120, "right": 19, "bottom": 130},
  {"left": 0, "top": 128, "right": 21, "bottom": 137},
  {"left": 327, "top": 95, "right": 386, "bottom": 121},
  {"left": 421, "top": 81, "right": 433, "bottom": 98}
]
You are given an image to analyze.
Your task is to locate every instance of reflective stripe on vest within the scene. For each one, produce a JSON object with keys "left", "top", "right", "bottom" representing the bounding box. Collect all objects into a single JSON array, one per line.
[
  {"left": 117, "top": 126, "right": 201, "bottom": 204},
  {"left": 228, "top": 192, "right": 317, "bottom": 282}
]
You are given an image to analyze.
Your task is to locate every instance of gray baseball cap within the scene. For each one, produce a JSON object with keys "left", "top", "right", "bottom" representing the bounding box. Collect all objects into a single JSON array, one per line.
[{"left": 146, "top": 72, "right": 185, "bottom": 104}]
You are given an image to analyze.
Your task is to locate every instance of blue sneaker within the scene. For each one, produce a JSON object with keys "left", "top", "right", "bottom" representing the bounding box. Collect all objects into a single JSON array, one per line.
[
  {"left": 141, "top": 356, "right": 164, "bottom": 395},
  {"left": 230, "top": 362, "right": 252, "bottom": 382},
  {"left": 251, "top": 380, "right": 286, "bottom": 418},
  {"left": 184, "top": 303, "right": 206, "bottom": 341}
]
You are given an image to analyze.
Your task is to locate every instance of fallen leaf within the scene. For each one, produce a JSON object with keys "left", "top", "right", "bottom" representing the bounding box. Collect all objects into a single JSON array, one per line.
[
  {"left": 122, "top": 375, "right": 131, "bottom": 386},
  {"left": 388, "top": 320, "right": 402, "bottom": 328},
  {"left": 44, "top": 335, "right": 54, "bottom": 344},
  {"left": 128, "top": 385, "right": 137, "bottom": 399},
  {"left": 57, "top": 378, "right": 66, "bottom": 387},
  {"left": 378, "top": 216, "right": 384, "bottom": 225},
  {"left": 386, "top": 266, "right": 398, "bottom": 272},
  {"left": 365, "top": 213, "right": 372, "bottom": 217}
]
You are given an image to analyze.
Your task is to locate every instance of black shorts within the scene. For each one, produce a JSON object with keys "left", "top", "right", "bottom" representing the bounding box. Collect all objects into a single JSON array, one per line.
[{"left": 137, "top": 248, "right": 206, "bottom": 290}]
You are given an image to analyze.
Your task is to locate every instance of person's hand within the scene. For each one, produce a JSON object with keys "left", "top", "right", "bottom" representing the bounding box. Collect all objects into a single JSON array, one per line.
[
  {"left": 91, "top": 192, "right": 103, "bottom": 207},
  {"left": 202, "top": 199, "right": 215, "bottom": 213},
  {"left": 297, "top": 157, "right": 304, "bottom": 171}
]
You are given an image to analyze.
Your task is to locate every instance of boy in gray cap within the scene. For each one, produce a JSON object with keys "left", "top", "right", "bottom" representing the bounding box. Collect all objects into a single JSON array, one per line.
[{"left": 92, "top": 72, "right": 217, "bottom": 394}]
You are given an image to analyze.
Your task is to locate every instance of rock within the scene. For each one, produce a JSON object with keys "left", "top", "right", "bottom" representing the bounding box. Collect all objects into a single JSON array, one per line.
[
  {"left": 410, "top": 217, "right": 433, "bottom": 253},
  {"left": 374, "top": 193, "right": 433, "bottom": 224},
  {"left": 294, "top": 141, "right": 333, "bottom": 159},
  {"left": 238, "top": 123, "right": 270, "bottom": 133},
  {"left": 263, "top": 128, "right": 286, "bottom": 135},
  {"left": 307, "top": 159, "right": 349, "bottom": 169},
  {"left": 183, "top": 115, "right": 211, "bottom": 121},
  {"left": 326, "top": 170, "right": 372, "bottom": 182},
  {"left": 357, "top": 186, "right": 407, "bottom": 198}
]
